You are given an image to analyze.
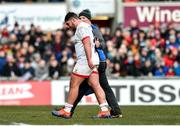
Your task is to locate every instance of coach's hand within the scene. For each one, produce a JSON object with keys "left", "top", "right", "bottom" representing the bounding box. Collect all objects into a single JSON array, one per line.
[{"left": 95, "top": 38, "right": 100, "bottom": 48}]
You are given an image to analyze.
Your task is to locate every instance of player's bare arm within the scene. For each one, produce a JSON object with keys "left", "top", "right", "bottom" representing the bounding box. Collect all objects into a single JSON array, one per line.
[{"left": 82, "top": 36, "right": 94, "bottom": 69}]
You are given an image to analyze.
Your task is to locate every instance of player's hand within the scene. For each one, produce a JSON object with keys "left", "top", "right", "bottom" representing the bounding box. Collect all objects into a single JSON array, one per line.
[
  {"left": 95, "top": 38, "right": 100, "bottom": 48},
  {"left": 88, "top": 60, "right": 94, "bottom": 69}
]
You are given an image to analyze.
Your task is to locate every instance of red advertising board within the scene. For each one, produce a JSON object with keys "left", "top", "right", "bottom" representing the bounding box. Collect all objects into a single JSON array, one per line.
[
  {"left": 0, "top": 81, "right": 51, "bottom": 106},
  {"left": 124, "top": 4, "right": 180, "bottom": 27}
]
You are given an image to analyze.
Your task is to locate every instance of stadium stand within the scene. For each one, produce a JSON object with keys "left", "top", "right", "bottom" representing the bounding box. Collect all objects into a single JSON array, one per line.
[{"left": 0, "top": 19, "right": 180, "bottom": 80}]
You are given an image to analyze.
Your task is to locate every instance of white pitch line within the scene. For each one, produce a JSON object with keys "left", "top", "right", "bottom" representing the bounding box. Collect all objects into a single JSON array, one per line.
[{"left": 10, "top": 122, "right": 30, "bottom": 125}]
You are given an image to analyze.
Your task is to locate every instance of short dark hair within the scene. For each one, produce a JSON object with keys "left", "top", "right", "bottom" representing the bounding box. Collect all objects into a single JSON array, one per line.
[{"left": 64, "top": 12, "right": 79, "bottom": 22}]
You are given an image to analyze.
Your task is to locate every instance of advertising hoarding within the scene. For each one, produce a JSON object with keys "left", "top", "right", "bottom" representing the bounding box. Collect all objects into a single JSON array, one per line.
[
  {"left": 123, "top": 3, "right": 180, "bottom": 27},
  {"left": 0, "top": 81, "right": 51, "bottom": 105},
  {"left": 51, "top": 79, "right": 180, "bottom": 105},
  {"left": 69, "top": 0, "right": 115, "bottom": 16},
  {"left": 1, "top": 79, "right": 180, "bottom": 106},
  {"left": 0, "top": 4, "right": 67, "bottom": 30}
]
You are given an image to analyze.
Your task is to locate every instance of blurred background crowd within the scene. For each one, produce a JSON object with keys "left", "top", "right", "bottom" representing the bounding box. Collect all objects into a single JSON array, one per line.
[
  {"left": 0, "top": 0, "right": 180, "bottom": 81},
  {"left": 0, "top": 19, "right": 180, "bottom": 81}
]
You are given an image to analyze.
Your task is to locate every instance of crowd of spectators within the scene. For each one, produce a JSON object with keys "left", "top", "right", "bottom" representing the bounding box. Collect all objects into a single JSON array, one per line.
[
  {"left": 105, "top": 21, "right": 180, "bottom": 77},
  {"left": 0, "top": 20, "right": 180, "bottom": 80}
]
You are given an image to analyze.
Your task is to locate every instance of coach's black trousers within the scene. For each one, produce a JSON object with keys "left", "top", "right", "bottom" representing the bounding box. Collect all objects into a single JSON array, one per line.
[{"left": 71, "top": 62, "right": 122, "bottom": 116}]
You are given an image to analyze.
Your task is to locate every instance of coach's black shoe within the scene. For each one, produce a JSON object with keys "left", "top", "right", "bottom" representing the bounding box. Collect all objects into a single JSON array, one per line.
[
  {"left": 110, "top": 110, "right": 123, "bottom": 118},
  {"left": 111, "top": 114, "right": 123, "bottom": 118}
]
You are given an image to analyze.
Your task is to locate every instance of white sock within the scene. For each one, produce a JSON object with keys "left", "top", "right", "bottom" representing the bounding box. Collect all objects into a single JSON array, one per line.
[
  {"left": 99, "top": 103, "right": 109, "bottom": 111},
  {"left": 64, "top": 103, "right": 73, "bottom": 113}
]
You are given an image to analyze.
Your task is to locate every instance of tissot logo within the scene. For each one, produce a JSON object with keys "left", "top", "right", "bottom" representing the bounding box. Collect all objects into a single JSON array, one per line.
[
  {"left": 111, "top": 84, "right": 180, "bottom": 103},
  {"left": 136, "top": 6, "right": 180, "bottom": 22},
  {"left": 0, "top": 84, "right": 34, "bottom": 100}
]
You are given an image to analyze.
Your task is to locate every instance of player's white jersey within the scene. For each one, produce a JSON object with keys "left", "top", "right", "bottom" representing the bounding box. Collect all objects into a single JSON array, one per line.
[{"left": 72, "top": 22, "right": 99, "bottom": 65}]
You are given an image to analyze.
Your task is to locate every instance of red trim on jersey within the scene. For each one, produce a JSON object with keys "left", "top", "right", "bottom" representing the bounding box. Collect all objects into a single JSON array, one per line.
[
  {"left": 72, "top": 72, "right": 89, "bottom": 78},
  {"left": 92, "top": 71, "right": 98, "bottom": 74},
  {"left": 82, "top": 36, "right": 90, "bottom": 42}
]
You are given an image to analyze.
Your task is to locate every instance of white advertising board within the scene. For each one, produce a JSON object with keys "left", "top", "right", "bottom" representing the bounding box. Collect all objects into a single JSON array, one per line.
[
  {"left": 69, "top": 0, "right": 115, "bottom": 16},
  {"left": 0, "top": 4, "right": 67, "bottom": 31},
  {"left": 51, "top": 79, "right": 180, "bottom": 105}
]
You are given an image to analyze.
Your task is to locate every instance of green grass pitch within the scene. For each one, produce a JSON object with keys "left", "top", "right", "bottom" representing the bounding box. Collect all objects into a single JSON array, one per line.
[{"left": 0, "top": 106, "right": 180, "bottom": 125}]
